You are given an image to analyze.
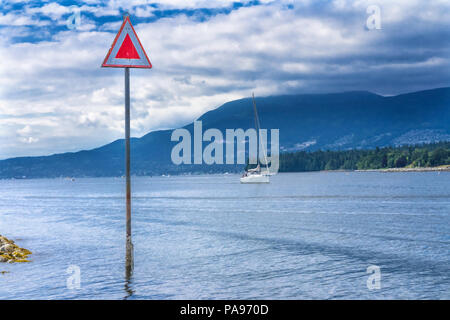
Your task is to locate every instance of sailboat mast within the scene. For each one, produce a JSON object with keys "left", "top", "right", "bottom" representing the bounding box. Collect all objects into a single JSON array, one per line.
[{"left": 252, "top": 92, "right": 260, "bottom": 166}]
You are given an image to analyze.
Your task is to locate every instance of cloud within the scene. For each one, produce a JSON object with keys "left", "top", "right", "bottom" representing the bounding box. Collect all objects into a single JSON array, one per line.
[
  {"left": 0, "top": 0, "right": 449, "bottom": 159},
  {"left": 17, "top": 125, "right": 32, "bottom": 135},
  {"left": 19, "top": 136, "right": 39, "bottom": 144},
  {"left": 133, "top": 6, "right": 155, "bottom": 17},
  {"left": 25, "top": 2, "right": 71, "bottom": 21},
  {"left": 0, "top": 11, "right": 50, "bottom": 26}
]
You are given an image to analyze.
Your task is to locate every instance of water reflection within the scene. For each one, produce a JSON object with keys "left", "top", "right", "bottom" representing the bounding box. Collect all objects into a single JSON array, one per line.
[{"left": 124, "top": 238, "right": 134, "bottom": 300}]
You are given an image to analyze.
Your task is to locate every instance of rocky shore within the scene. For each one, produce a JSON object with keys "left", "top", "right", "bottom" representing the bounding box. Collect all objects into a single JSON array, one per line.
[{"left": 0, "top": 235, "right": 32, "bottom": 263}]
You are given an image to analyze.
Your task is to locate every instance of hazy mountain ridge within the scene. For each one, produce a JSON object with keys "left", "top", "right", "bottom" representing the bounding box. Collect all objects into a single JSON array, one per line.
[{"left": 1, "top": 87, "right": 449, "bottom": 178}]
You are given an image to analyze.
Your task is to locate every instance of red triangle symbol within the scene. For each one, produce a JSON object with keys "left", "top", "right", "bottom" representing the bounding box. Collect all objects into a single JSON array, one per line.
[{"left": 115, "top": 34, "right": 140, "bottom": 59}]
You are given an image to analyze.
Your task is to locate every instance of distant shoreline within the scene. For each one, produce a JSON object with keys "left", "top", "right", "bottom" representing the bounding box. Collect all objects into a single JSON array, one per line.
[
  {"left": 280, "top": 165, "right": 450, "bottom": 173},
  {"left": 354, "top": 166, "right": 450, "bottom": 173},
  {"left": 1, "top": 166, "right": 450, "bottom": 180},
  {"left": 308, "top": 165, "right": 450, "bottom": 173}
]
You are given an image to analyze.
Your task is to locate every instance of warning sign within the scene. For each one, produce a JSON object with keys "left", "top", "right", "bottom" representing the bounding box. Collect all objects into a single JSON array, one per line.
[{"left": 102, "top": 16, "right": 152, "bottom": 68}]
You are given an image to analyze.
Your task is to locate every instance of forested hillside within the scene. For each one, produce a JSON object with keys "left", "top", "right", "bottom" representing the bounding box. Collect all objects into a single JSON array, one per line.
[{"left": 279, "top": 142, "right": 450, "bottom": 172}]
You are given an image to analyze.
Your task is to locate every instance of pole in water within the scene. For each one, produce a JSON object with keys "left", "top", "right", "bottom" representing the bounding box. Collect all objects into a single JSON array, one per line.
[
  {"left": 124, "top": 67, "right": 133, "bottom": 273},
  {"left": 101, "top": 14, "right": 152, "bottom": 282}
]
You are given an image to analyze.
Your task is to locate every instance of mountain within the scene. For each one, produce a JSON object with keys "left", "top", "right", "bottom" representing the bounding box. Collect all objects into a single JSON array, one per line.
[{"left": 1, "top": 87, "right": 449, "bottom": 178}]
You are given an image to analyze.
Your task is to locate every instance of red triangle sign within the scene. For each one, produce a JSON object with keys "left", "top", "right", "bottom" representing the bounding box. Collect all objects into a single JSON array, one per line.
[
  {"left": 115, "top": 34, "right": 140, "bottom": 59},
  {"left": 102, "top": 16, "right": 152, "bottom": 68}
]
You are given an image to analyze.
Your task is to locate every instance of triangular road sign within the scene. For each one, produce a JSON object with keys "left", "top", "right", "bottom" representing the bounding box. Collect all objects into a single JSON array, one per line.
[{"left": 102, "top": 16, "right": 152, "bottom": 68}]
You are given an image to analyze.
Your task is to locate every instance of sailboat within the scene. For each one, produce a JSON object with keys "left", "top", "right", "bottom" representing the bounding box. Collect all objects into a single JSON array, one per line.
[{"left": 240, "top": 93, "right": 270, "bottom": 184}]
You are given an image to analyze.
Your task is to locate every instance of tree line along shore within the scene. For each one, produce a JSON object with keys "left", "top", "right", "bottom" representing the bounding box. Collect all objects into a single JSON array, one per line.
[{"left": 278, "top": 141, "right": 450, "bottom": 172}]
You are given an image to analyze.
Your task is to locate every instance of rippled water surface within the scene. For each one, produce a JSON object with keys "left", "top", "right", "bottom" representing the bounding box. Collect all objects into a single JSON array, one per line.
[{"left": 0, "top": 172, "right": 449, "bottom": 299}]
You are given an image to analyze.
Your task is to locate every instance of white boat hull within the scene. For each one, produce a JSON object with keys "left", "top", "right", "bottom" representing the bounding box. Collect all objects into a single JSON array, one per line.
[{"left": 240, "top": 174, "right": 270, "bottom": 184}]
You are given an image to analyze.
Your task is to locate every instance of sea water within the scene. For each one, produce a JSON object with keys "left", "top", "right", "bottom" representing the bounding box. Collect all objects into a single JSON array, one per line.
[{"left": 0, "top": 172, "right": 449, "bottom": 299}]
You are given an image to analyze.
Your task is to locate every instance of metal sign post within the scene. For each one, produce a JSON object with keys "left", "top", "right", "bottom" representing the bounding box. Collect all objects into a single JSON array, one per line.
[
  {"left": 124, "top": 67, "right": 132, "bottom": 273},
  {"left": 102, "top": 15, "right": 152, "bottom": 276}
]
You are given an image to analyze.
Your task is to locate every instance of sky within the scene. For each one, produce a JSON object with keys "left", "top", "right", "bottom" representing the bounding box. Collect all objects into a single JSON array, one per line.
[{"left": 0, "top": 0, "right": 449, "bottom": 159}]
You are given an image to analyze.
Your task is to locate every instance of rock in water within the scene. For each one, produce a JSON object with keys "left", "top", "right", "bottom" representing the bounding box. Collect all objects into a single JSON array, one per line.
[
  {"left": 0, "top": 234, "right": 32, "bottom": 263},
  {"left": 0, "top": 244, "right": 14, "bottom": 253}
]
